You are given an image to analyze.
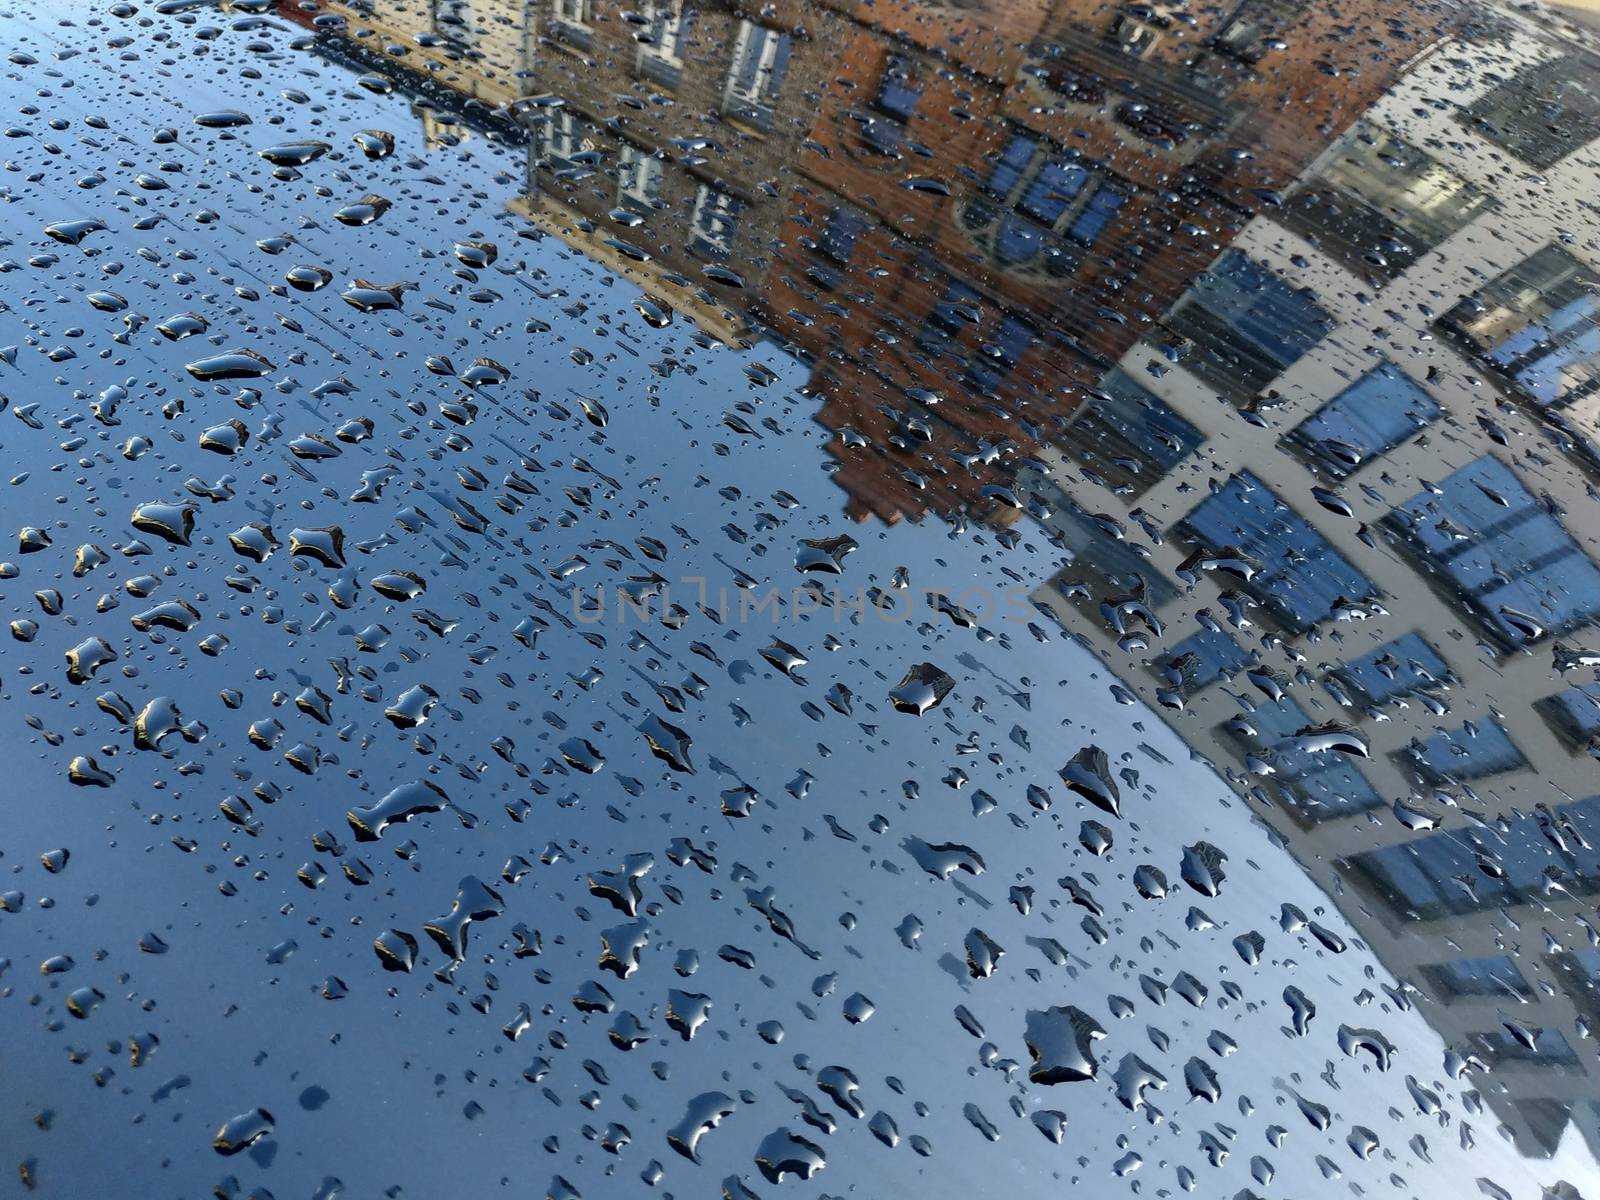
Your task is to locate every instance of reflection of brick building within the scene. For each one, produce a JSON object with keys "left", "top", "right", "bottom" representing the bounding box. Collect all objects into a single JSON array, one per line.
[
  {"left": 302, "top": 0, "right": 1454, "bottom": 523},
  {"left": 758, "top": 0, "right": 1456, "bottom": 521}
]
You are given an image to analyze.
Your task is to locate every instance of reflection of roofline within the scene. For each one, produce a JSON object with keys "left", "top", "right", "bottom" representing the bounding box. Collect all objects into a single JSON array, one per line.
[
  {"left": 302, "top": 30, "right": 529, "bottom": 146},
  {"left": 506, "top": 192, "right": 752, "bottom": 348}
]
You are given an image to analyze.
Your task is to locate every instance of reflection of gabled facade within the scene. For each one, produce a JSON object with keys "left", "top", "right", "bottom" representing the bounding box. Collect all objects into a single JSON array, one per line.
[
  {"left": 1032, "top": 16, "right": 1600, "bottom": 1161},
  {"left": 512, "top": 1, "right": 809, "bottom": 342},
  {"left": 302, "top": 0, "right": 838, "bottom": 345}
]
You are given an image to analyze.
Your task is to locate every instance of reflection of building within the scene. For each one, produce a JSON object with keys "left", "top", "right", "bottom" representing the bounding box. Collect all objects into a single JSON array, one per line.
[
  {"left": 295, "top": 0, "right": 1600, "bottom": 1159},
  {"left": 755, "top": 0, "right": 1457, "bottom": 521},
  {"left": 296, "top": 0, "right": 535, "bottom": 109},
  {"left": 302, "top": 0, "right": 1456, "bottom": 523},
  {"left": 1032, "top": 17, "right": 1600, "bottom": 1160},
  {"left": 506, "top": 0, "right": 842, "bottom": 345}
]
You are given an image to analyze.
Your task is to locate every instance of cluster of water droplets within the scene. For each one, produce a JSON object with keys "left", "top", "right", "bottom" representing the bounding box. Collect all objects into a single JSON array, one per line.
[{"left": 0, "top": 3, "right": 1594, "bottom": 1199}]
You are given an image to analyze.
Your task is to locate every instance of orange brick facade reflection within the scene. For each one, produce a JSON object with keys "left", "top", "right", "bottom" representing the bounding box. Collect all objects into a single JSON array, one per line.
[{"left": 759, "top": 0, "right": 1455, "bottom": 521}]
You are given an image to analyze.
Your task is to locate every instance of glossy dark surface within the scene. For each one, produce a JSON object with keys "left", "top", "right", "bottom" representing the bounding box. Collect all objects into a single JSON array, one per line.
[{"left": 4, "top": 0, "right": 1600, "bottom": 1196}]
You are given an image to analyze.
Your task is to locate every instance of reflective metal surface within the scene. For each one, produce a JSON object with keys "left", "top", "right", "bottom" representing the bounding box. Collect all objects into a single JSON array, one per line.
[{"left": 4, "top": 0, "right": 1600, "bottom": 1195}]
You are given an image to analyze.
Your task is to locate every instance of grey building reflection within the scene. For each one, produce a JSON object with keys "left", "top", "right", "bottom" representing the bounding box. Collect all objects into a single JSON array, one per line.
[
  {"left": 291, "top": 0, "right": 1600, "bottom": 1161},
  {"left": 1031, "top": 21, "right": 1600, "bottom": 1159}
]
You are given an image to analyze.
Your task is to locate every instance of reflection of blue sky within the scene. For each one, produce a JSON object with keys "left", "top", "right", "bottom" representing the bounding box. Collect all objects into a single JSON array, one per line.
[{"left": 2, "top": 5, "right": 1598, "bottom": 1197}]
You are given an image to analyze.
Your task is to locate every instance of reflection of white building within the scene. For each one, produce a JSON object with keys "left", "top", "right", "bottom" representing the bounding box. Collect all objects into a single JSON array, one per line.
[{"left": 1033, "top": 19, "right": 1600, "bottom": 1160}]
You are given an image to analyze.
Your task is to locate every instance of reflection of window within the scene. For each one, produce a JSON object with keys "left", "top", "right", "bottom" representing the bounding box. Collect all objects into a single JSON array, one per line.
[
  {"left": 1281, "top": 122, "right": 1492, "bottom": 279},
  {"left": 966, "top": 315, "right": 1038, "bottom": 395},
  {"left": 1036, "top": 51, "right": 1108, "bottom": 108},
  {"left": 539, "top": 108, "right": 586, "bottom": 167},
  {"left": 723, "top": 21, "right": 792, "bottom": 132},
  {"left": 1209, "top": 0, "right": 1307, "bottom": 62},
  {"left": 874, "top": 55, "right": 921, "bottom": 121},
  {"left": 636, "top": 0, "right": 687, "bottom": 88},
  {"left": 958, "top": 130, "right": 1129, "bottom": 277},
  {"left": 1551, "top": 948, "right": 1600, "bottom": 1025},
  {"left": 432, "top": 0, "right": 473, "bottom": 47},
  {"left": 1420, "top": 955, "right": 1531, "bottom": 1003},
  {"left": 1221, "top": 695, "right": 1382, "bottom": 819},
  {"left": 819, "top": 206, "right": 867, "bottom": 265},
  {"left": 550, "top": 0, "right": 592, "bottom": 51},
  {"left": 1285, "top": 361, "right": 1439, "bottom": 477},
  {"left": 1164, "top": 627, "right": 1250, "bottom": 691},
  {"left": 1186, "top": 48, "right": 1245, "bottom": 95},
  {"left": 689, "top": 185, "right": 740, "bottom": 258},
  {"left": 1166, "top": 250, "right": 1333, "bottom": 399},
  {"left": 1473, "top": 1027, "right": 1581, "bottom": 1069},
  {"left": 918, "top": 280, "right": 982, "bottom": 358},
  {"left": 858, "top": 55, "right": 921, "bottom": 155},
  {"left": 1536, "top": 683, "right": 1600, "bottom": 749},
  {"left": 1331, "top": 632, "right": 1449, "bottom": 705},
  {"left": 987, "top": 132, "right": 1037, "bottom": 195},
  {"left": 1463, "top": 55, "right": 1600, "bottom": 169},
  {"left": 805, "top": 206, "right": 869, "bottom": 290},
  {"left": 1070, "top": 186, "right": 1127, "bottom": 243},
  {"left": 616, "top": 143, "right": 662, "bottom": 214},
  {"left": 1404, "top": 718, "right": 1526, "bottom": 783},
  {"left": 1064, "top": 367, "right": 1204, "bottom": 495},
  {"left": 1112, "top": 100, "right": 1198, "bottom": 151},
  {"left": 1440, "top": 244, "right": 1600, "bottom": 411},
  {"left": 1040, "top": 481, "right": 1180, "bottom": 608},
  {"left": 1178, "top": 471, "right": 1376, "bottom": 633},
  {"left": 1383, "top": 455, "right": 1600, "bottom": 650},
  {"left": 1106, "top": 11, "right": 1163, "bottom": 57},
  {"left": 1349, "top": 796, "right": 1600, "bottom": 920}
]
